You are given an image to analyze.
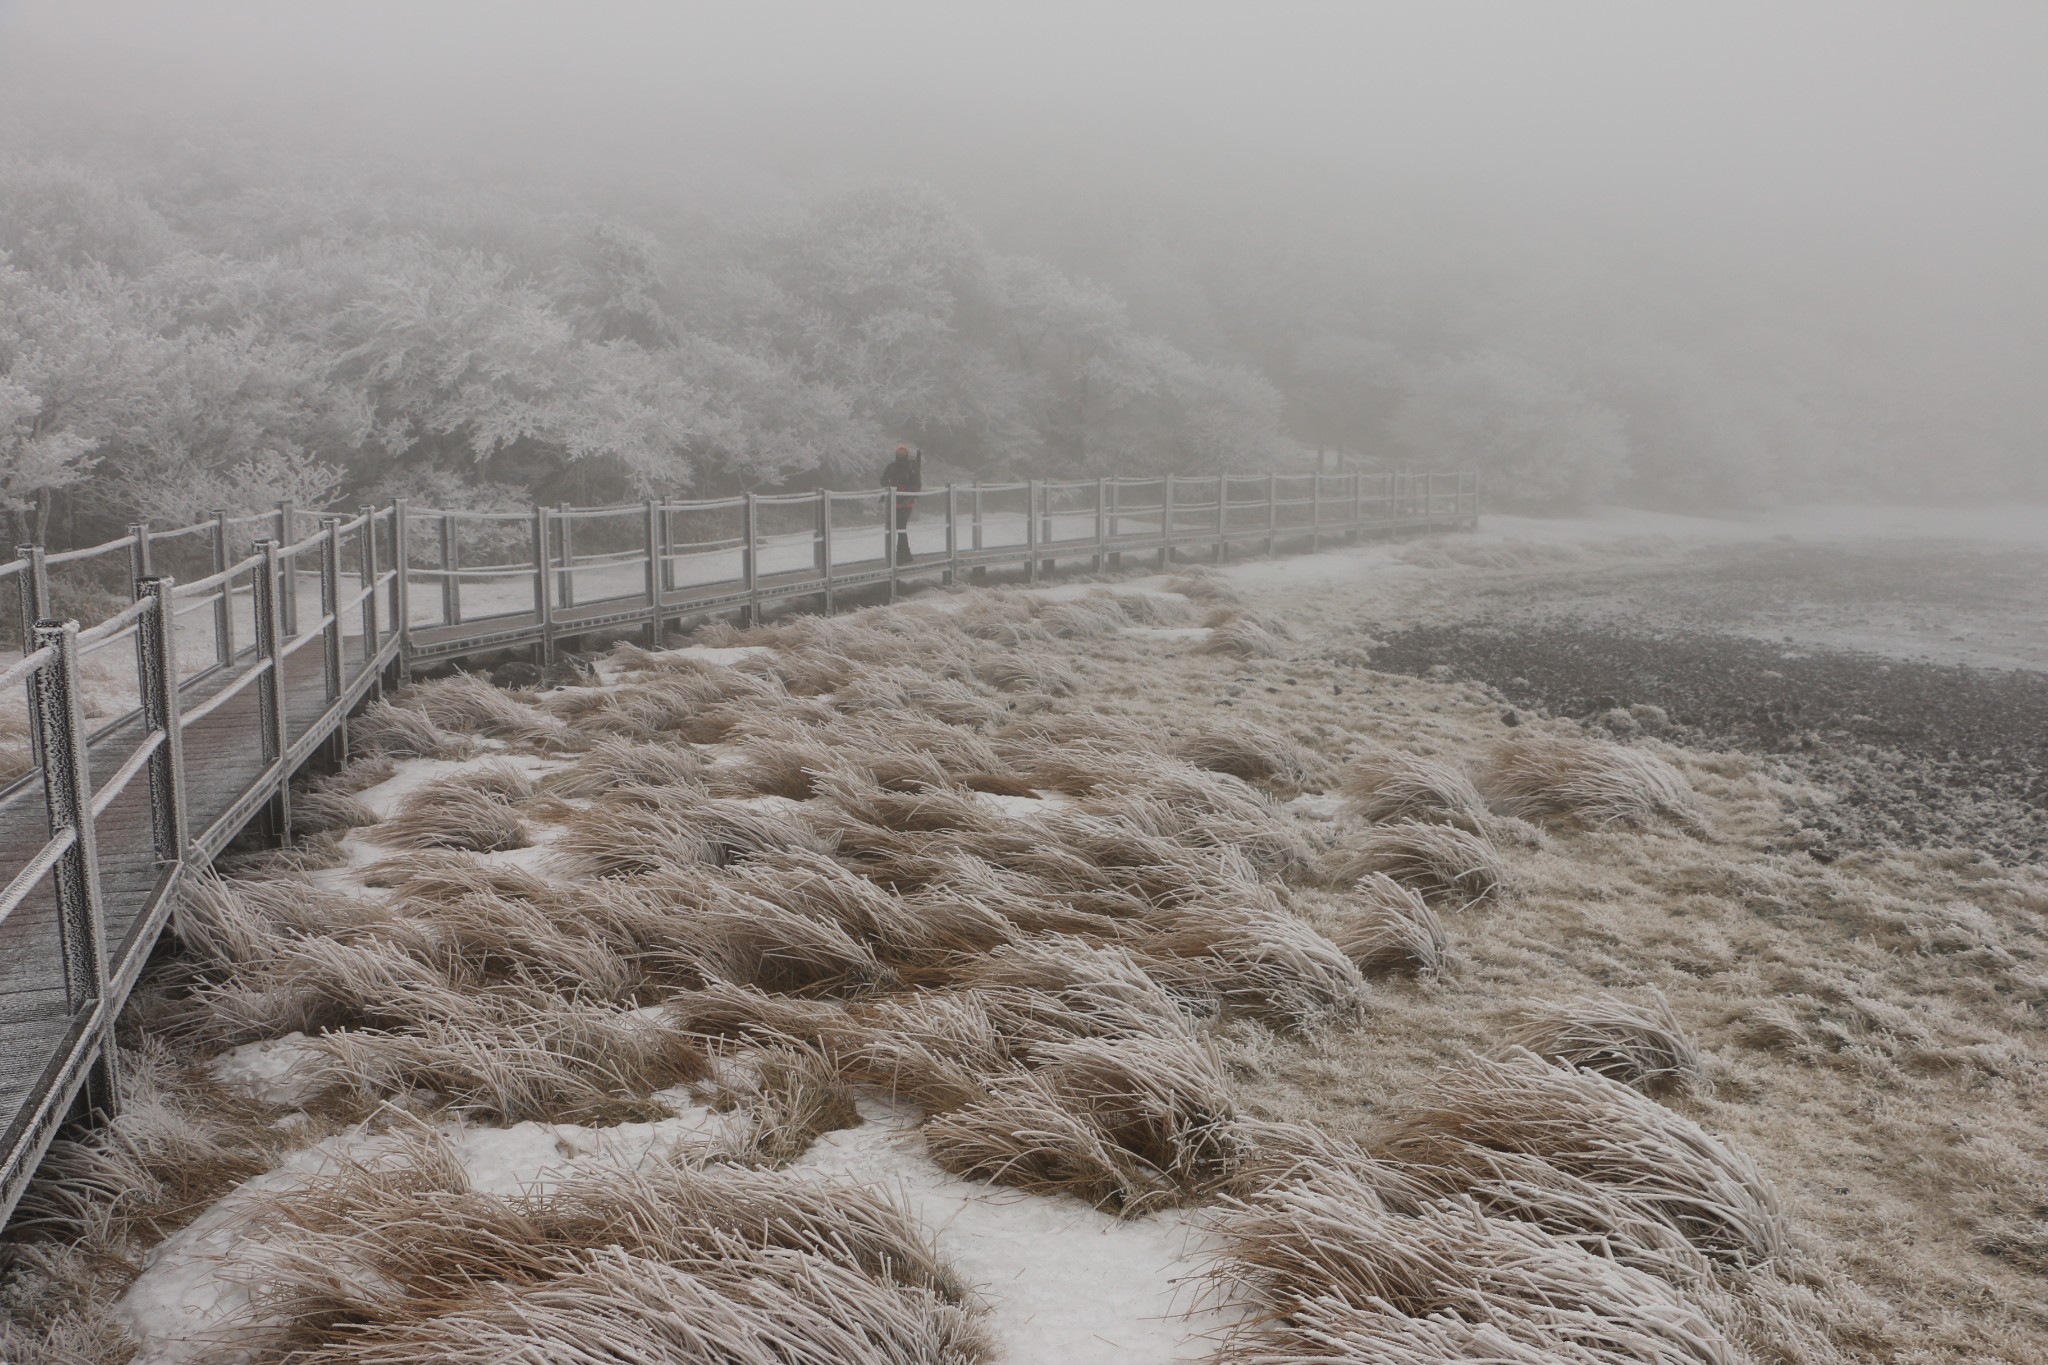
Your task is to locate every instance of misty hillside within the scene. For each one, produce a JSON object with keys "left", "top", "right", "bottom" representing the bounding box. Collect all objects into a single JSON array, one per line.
[
  {"left": 4, "top": 3, "right": 2048, "bottom": 556},
  {"left": 2, "top": 2, "right": 2042, "bottom": 551}
]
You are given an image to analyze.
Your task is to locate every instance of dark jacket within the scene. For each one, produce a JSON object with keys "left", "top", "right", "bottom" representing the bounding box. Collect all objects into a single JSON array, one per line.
[
  {"left": 880, "top": 456, "right": 921, "bottom": 509},
  {"left": 883, "top": 455, "right": 921, "bottom": 500}
]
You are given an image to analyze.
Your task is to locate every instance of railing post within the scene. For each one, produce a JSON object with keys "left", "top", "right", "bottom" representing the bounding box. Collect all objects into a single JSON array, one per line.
[
  {"left": 883, "top": 485, "right": 903, "bottom": 602},
  {"left": 357, "top": 506, "right": 378, "bottom": 667},
  {"left": 743, "top": 491, "right": 762, "bottom": 621},
  {"left": 944, "top": 484, "right": 959, "bottom": 587},
  {"left": 1093, "top": 477, "right": 1108, "bottom": 572},
  {"left": 319, "top": 516, "right": 343, "bottom": 702},
  {"left": 439, "top": 512, "right": 461, "bottom": 626},
  {"left": 812, "top": 491, "right": 829, "bottom": 579},
  {"left": 532, "top": 506, "right": 555, "bottom": 666},
  {"left": 274, "top": 501, "right": 297, "bottom": 636},
  {"left": 820, "top": 492, "right": 837, "bottom": 613},
  {"left": 555, "top": 501, "right": 575, "bottom": 609},
  {"left": 17, "top": 544, "right": 48, "bottom": 773},
  {"left": 661, "top": 503, "right": 676, "bottom": 593},
  {"left": 1310, "top": 473, "right": 1323, "bottom": 552},
  {"left": 127, "top": 521, "right": 152, "bottom": 588},
  {"left": 1213, "top": 476, "right": 1226, "bottom": 564},
  {"left": 969, "top": 484, "right": 985, "bottom": 584},
  {"left": 1350, "top": 470, "right": 1363, "bottom": 539},
  {"left": 31, "top": 618, "right": 117, "bottom": 1115},
  {"left": 209, "top": 510, "right": 233, "bottom": 667},
  {"left": 1038, "top": 483, "right": 1053, "bottom": 569},
  {"left": 134, "top": 576, "right": 188, "bottom": 865},
  {"left": 1026, "top": 480, "right": 1041, "bottom": 584},
  {"left": 15, "top": 543, "right": 47, "bottom": 645},
  {"left": 252, "top": 538, "right": 289, "bottom": 839},
  {"left": 392, "top": 502, "right": 412, "bottom": 677},
  {"left": 1264, "top": 474, "right": 1277, "bottom": 555},
  {"left": 643, "top": 499, "right": 662, "bottom": 646},
  {"left": 1159, "top": 474, "right": 1175, "bottom": 570},
  {"left": 1107, "top": 480, "right": 1122, "bottom": 570}
]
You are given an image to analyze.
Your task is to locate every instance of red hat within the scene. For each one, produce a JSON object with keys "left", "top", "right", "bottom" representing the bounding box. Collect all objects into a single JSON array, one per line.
[{"left": 896, "top": 444, "right": 911, "bottom": 455}]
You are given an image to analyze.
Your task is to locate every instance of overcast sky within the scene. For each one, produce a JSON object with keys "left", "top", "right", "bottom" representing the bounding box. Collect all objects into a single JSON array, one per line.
[{"left": 4, "top": 0, "right": 2044, "bottom": 294}]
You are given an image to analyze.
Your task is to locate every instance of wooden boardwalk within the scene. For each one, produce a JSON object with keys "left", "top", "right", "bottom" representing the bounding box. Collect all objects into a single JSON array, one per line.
[
  {"left": 0, "top": 628, "right": 391, "bottom": 1224},
  {"left": 0, "top": 472, "right": 1476, "bottom": 1228}
]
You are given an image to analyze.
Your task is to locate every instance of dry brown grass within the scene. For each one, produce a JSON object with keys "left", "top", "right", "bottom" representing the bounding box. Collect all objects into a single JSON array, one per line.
[
  {"left": 729, "top": 1044, "right": 864, "bottom": 1165},
  {"left": 975, "top": 653, "right": 1079, "bottom": 695},
  {"left": 1339, "top": 745, "right": 1491, "bottom": 832},
  {"left": 298, "top": 999, "right": 710, "bottom": 1123},
  {"left": 363, "top": 776, "right": 528, "bottom": 854},
  {"left": 1038, "top": 596, "right": 1129, "bottom": 640},
  {"left": 1325, "top": 819, "right": 1507, "bottom": 907},
  {"left": 1096, "top": 588, "right": 1200, "bottom": 626},
  {"left": 228, "top": 1131, "right": 990, "bottom": 1364},
  {"left": 1198, "top": 612, "right": 1284, "bottom": 659},
  {"left": 925, "top": 1030, "right": 1241, "bottom": 1214},
  {"left": 550, "top": 792, "right": 829, "bottom": 876},
  {"left": 0, "top": 1044, "right": 274, "bottom": 1363},
  {"left": 351, "top": 699, "right": 480, "bottom": 760},
  {"left": 1326, "top": 872, "right": 1450, "bottom": 978},
  {"left": 1212, "top": 1155, "right": 1738, "bottom": 1365},
  {"left": 403, "top": 673, "right": 573, "bottom": 751},
  {"left": 1374, "top": 1051, "right": 1785, "bottom": 1266},
  {"left": 1164, "top": 571, "right": 1243, "bottom": 604},
  {"left": 1171, "top": 720, "right": 1332, "bottom": 794},
  {"left": 1138, "top": 902, "right": 1368, "bottom": 1029},
  {"left": 1508, "top": 991, "right": 1705, "bottom": 1096},
  {"left": 540, "top": 735, "right": 702, "bottom": 798},
  {"left": 1477, "top": 730, "right": 1705, "bottom": 832}
]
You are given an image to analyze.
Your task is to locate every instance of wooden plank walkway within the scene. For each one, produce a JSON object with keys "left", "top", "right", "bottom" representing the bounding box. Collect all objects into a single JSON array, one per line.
[{"left": 0, "top": 631, "right": 390, "bottom": 1221}]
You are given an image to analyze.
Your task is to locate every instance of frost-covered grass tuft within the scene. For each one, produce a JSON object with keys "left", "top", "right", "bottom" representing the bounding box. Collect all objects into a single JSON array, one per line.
[
  {"left": 1376, "top": 1050, "right": 1784, "bottom": 1265},
  {"left": 402, "top": 672, "right": 573, "bottom": 751},
  {"left": 541, "top": 735, "right": 702, "bottom": 798},
  {"left": 364, "top": 775, "right": 528, "bottom": 854},
  {"left": 1325, "top": 819, "right": 1506, "bottom": 907},
  {"left": 230, "top": 1132, "right": 991, "bottom": 1364},
  {"left": 1327, "top": 872, "right": 1449, "bottom": 978},
  {"left": 1198, "top": 612, "right": 1284, "bottom": 659},
  {"left": 1172, "top": 720, "right": 1331, "bottom": 794},
  {"left": 1508, "top": 991, "right": 1704, "bottom": 1095},
  {"left": 352, "top": 698, "right": 480, "bottom": 760},
  {"left": 1477, "top": 731, "right": 1704, "bottom": 832},
  {"left": 1339, "top": 746, "right": 1491, "bottom": 832}
]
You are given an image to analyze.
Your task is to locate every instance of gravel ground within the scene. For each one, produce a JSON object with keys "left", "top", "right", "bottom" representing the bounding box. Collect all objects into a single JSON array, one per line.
[{"left": 1358, "top": 540, "right": 2048, "bottom": 864}]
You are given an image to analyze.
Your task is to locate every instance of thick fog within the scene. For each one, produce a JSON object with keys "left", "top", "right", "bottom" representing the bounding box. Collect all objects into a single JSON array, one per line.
[{"left": 1, "top": 0, "right": 2043, "bottom": 529}]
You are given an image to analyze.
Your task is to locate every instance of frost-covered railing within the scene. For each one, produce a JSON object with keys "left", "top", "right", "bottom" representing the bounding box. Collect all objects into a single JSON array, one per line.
[
  {"left": 400, "top": 468, "right": 1477, "bottom": 664},
  {"left": 0, "top": 507, "right": 404, "bottom": 1226}
]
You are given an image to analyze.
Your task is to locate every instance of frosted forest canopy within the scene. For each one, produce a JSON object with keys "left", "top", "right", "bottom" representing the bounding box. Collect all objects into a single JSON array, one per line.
[{"left": 1, "top": 111, "right": 2040, "bottom": 548}]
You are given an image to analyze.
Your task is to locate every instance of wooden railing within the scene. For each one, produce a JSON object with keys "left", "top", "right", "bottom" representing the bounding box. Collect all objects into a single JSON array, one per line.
[
  {"left": 402, "top": 469, "right": 1477, "bottom": 664},
  {"left": 0, "top": 467, "right": 1474, "bottom": 1226}
]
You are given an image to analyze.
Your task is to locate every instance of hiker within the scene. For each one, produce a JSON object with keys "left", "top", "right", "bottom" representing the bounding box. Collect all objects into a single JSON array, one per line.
[{"left": 882, "top": 443, "right": 922, "bottom": 563}]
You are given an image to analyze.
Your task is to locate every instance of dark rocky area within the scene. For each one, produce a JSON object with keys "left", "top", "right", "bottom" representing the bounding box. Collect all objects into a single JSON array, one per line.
[{"left": 1361, "top": 542, "right": 2048, "bottom": 865}]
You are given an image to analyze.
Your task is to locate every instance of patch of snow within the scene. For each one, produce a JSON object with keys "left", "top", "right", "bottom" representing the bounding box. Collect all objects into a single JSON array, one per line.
[
  {"left": 118, "top": 1097, "right": 745, "bottom": 1365},
  {"left": 731, "top": 794, "right": 805, "bottom": 813},
  {"left": 792, "top": 1097, "right": 1241, "bottom": 1365},
  {"left": 1120, "top": 626, "right": 1212, "bottom": 642},
  {"left": 1285, "top": 793, "right": 1347, "bottom": 822},
  {"left": 208, "top": 1033, "right": 323, "bottom": 1108},
  {"left": 973, "top": 790, "right": 1072, "bottom": 818}
]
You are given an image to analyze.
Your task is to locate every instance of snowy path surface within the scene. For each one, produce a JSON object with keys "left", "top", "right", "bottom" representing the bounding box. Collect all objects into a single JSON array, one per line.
[{"left": 793, "top": 1099, "right": 1237, "bottom": 1365}]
